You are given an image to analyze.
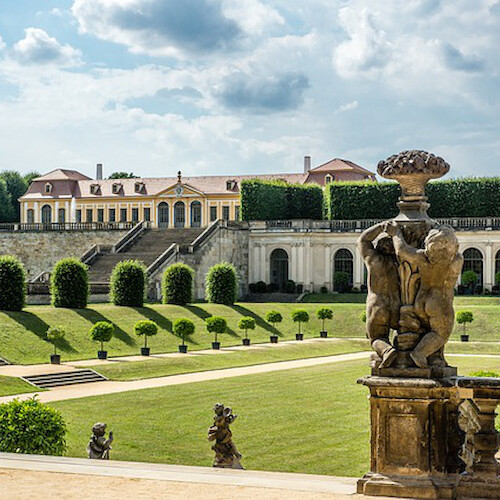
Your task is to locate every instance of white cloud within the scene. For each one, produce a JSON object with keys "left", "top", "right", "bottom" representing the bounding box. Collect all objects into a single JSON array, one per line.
[
  {"left": 336, "top": 100, "right": 358, "bottom": 113},
  {"left": 0, "top": 34, "right": 5, "bottom": 51},
  {"left": 12, "top": 28, "right": 82, "bottom": 67}
]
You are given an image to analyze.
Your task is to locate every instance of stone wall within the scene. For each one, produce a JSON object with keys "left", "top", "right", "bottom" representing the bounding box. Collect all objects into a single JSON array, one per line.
[{"left": 0, "top": 230, "right": 128, "bottom": 279}]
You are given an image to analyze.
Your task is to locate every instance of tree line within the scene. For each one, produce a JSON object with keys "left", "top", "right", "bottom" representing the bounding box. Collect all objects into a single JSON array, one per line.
[{"left": 0, "top": 171, "right": 40, "bottom": 223}]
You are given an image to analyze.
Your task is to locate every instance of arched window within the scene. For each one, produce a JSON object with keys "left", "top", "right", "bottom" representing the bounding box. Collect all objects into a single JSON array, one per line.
[
  {"left": 462, "top": 248, "right": 483, "bottom": 285},
  {"left": 495, "top": 249, "right": 500, "bottom": 285},
  {"left": 27, "top": 209, "right": 34, "bottom": 224},
  {"left": 41, "top": 204, "right": 52, "bottom": 224},
  {"left": 190, "top": 201, "right": 202, "bottom": 228},
  {"left": 157, "top": 202, "right": 169, "bottom": 228},
  {"left": 174, "top": 201, "right": 185, "bottom": 228},
  {"left": 270, "top": 249, "right": 289, "bottom": 292},
  {"left": 334, "top": 248, "right": 353, "bottom": 291}
]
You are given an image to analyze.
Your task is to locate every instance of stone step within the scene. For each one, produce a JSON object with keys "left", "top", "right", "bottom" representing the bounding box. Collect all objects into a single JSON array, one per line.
[{"left": 23, "top": 369, "right": 107, "bottom": 388}]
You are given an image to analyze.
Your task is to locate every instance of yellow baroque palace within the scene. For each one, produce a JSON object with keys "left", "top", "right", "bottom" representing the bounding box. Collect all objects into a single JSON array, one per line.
[{"left": 19, "top": 158, "right": 375, "bottom": 228}]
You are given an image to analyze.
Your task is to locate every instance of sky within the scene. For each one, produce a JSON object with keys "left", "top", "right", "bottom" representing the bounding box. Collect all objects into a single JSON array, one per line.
[{"left": 0, "top": 0, "right": 499, "bottom": 180}]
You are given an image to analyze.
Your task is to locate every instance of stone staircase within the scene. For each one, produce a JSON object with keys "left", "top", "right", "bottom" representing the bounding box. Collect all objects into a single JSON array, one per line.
[
  {"left": 23, "top": 369, "right": 107, "bottom": 389},
  {"left": 87, "top": 228, "right": 204, "bottom": 283}
]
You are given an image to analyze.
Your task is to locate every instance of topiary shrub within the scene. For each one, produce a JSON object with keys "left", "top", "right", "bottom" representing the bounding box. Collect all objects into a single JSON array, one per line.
[
  {"left": 205, "top": 316, "right": 227, "bottom": 344},
  {"left": 110, "top": 260, "right": 146, "bottom": 307},
  {"left": 238, "top": 316, "right": 256, "bottom": 340},
  {"left": 317, "top": 307, "right": 333, "bottom": 332},
  {"left": 205, "top": 262, "right": 238, "bottom": 305},
  {"left": 461, "top": 270, "right": 478, "bottom": 294},
  {"left": 360, "top": 310, "right": 367, "bottom": 323},
  {"left": 320, "top": 286, "right": 328, "bottom": 294},
  {"left": 255, "top": 281, "right": 267, "bottom": 293},
  {"left": 248, "top": 283, "right": 257, "bottom": 293},
  {"left": 0, "top": 397, "right": 66, "bottom": 455},
  {"left": 334, "top": 271, "right": 350, "bottom": 292},
  {"left": 89, "top": 321, "right": 114, "bottom": 352},
  {"left": 173, "top": 318, "right": 196, "bottom": 347},
  {"left": 285, "top": 279, "right": 296, "bottom": 294},
  {"left": 46, "top": 326, "right": 66, "bottom": 356},
  {"left": 162, "top": 263, "right": 194, "bottom": 305},
  {"left": 291, "top": 309, "right": 309, "bottom": 334},
  {"left": 266, "top": 310, "right": 283, "bottom": 325},
  {"left": 0, "top": 255, "right": 26, "bottom": 311},
  {"left": 456, "top": 310, "right": 474, "bottom": 337},
  {"left": 51, "top": 258, "right": 88, "bottom": 308},
  {"left": 134, "top": 320, "right": 158, "bottom": 349}
]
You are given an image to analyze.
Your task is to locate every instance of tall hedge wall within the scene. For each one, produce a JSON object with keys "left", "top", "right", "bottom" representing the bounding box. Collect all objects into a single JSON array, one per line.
[
  {"left": 326, "top": 178, "right": 500, "bottom": 219},
  {"left": 241, "top": 180, "right": 323, "bottom": 220}
]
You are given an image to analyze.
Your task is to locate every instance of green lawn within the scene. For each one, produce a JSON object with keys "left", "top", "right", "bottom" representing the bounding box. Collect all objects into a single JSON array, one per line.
[
  {"left": 87, "top": 339, "right": 369, "bottom": 381},
  {"left": 0, "top": 375, "right": 41, "bottom": 397},
  {"left": 51, "top": 356, "right": 500, "bottom": 477}
]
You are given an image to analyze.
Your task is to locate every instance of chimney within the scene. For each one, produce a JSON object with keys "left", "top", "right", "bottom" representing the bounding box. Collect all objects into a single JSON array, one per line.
[
  {"left": 96, "top": 163, "right": 103, "bottom": 180},
  {"left": 304, "top": 155, "right": 311, "bottom": 173}
]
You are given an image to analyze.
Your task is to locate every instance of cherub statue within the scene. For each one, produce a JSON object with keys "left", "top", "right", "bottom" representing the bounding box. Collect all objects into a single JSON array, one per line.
[
  {"left": 357, "top": 222, "right": 400, "bottom": 367},
  {"left": 87, "top": 422, "right": 113, "bottom": 460},
  {"left": 208, "top": 403, "right": 243, "bottom": 469},
  {"left": 385, "top": 221, "right": 463, "bottom": 368}
]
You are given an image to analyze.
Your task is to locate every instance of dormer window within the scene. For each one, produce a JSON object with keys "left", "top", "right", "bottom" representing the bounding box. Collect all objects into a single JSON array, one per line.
[
  {"left": 226, "top": 180, "right": 237, "bottom": 191},
  {"left": 44, "top": 182, "right": 52, "bottom": 194},
  {"left": 134, "top": 182, "right": 144, "bottom": 193},
  {"left": 90, "top": 184, "right": 100, "bottom": 195},
  {"left": 112, "top": 183, "right": 122, "bottom": 194},
  {"left": 325, "top": 174, "right": 333, "bottom": 184}
]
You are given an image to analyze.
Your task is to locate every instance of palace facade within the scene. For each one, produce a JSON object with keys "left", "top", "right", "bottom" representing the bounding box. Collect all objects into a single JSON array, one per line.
[{"left": 19, "top": 157, "right": 375, "bottom": 228}]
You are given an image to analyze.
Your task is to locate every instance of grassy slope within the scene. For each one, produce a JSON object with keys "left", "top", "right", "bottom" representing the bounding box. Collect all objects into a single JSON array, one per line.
[
  {"left": 0, "top": 376, "right": 41, "bottom": 397},
  {"left": 52, "top": 356, "right": 500, "bottom": 477},
  {"left": 0, "top": 296, "right": 498, "bottom": 364}
]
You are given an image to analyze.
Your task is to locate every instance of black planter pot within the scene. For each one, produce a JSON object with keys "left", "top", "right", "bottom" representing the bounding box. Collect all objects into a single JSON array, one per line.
[
  {"left": 141, "top": 347, "right": 150, "bottom": 356},
  {"left": 178, "top": 345, "right": 188, "bottom": 353},
  {"left": 50, "top": 354, "right": 60, "bottom": 365},
  {"left": 461, "top": 334, "right": 469, "bottom": 342},
  {"left": 296, "top": 333, "right": 304, "bottom": 341},
  {"left": 320, "top": 331, "right": 328, "bottom": 338},
  {"left": 270, "top": 335, "right": 278, "bottom": 344},
  {"left": 97, "top": 350, "right": 108, "bottom": 360},
  {"left": 212, "top": 341, "right": 221, "bottom": 350},
  {"left": 243, "top": 338, "right": 251, "bottom": 346}
]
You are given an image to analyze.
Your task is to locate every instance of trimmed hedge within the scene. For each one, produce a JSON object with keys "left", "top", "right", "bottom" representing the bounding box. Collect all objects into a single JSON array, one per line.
[
  {"left": 0, "top": 397, "right": 66, "bottom": 455},
  {"left": 51, "top": 258, "right": 88, "bottom": 308},
  {"left": 0, "top": 255, "right": 26, "bottom": 311},
  {"left": 241, "top": 179, "right": 323, "bottom": 220},
  {"left": 162, "top": 263, "right": 194, "bottom": 305},
  {"left": 326, "top": 178, "right": 500, "bottom": 220},
  {"left": 205, "top": 262, "right": 238, "bottom": 304},
  {"left": 110, "top": 260, "right": 146, "bottom": 307}
]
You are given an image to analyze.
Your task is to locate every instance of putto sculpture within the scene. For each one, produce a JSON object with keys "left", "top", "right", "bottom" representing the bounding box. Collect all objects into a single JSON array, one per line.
[
  {"left": 87, "top": 422, "right": 113, "bottom": 460},
  {"left": 207, "top": 403, "right": 243, "bottom": 469}
]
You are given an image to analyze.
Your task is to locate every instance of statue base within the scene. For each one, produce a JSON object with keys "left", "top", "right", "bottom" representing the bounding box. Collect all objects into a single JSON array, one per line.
[{"left": 372, "top": 366, "right": 457, "bottom": 379}]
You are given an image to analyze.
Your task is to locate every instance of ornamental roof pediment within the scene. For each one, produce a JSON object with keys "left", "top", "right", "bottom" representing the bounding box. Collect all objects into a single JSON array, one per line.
[{"left": 157, "top": 183, "right": 205, "bottom": 198}]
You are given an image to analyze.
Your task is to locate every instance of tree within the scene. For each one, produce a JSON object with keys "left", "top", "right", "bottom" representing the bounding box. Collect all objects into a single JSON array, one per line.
[
  {"left": 0, "top": 178, "right": 14, "bottom": 223},
  {"left": 110, "top": 260, "right": 146, "bottom": 307},
  {"left": 162, "top": 263, "right": 194, "bottom": 305},
  {"left": 0, "top": 255, "right": 26, "bottom": 311},
  {"left": 51, "top": 258, "right": 88, "bottom": 308},
  {"left": 89, "top": 321, "right": 114, "bottom": 352},
  {"left": 24, "top": 171, "right": 41, "bottom": 186},
  {"left": 46, "top": 326, "right": 66, "bottom": 356},
  {"left": 108, "top": 172, "right": 139, "bottom": 179},
  {"left": 334, "top": 271, "right": 350, "bottom": 292},
  {"left": 238, "top": 316, "right": 256, "bottom": 340},
  {"left": 266, "top": 310, "right": 283, "bottom": 325},
  {"left": 173, "top": 318, "right": 196, "bottom": 347},
  {"left": 205, "top": 262, "right": 238, "bottom": 304},
  {"left": 205, "top": 316, "right": 227, "bottom": 344},
  {"left": 134, "top": 320, "right": 158, "bottom": 349},
  {"left": 316, "top": 307, "right": 333, "bottom": 332},
  {"left": 461, "top": 270, "right": 478, "bottom": 293},
  {"left": 291, "top": 309, "right": 309, "bottom": 334},
  {"left": 0, "top": 171, "right": 28, "bottom": 222},
  {"left": 456, "top": 310, "right": 474, "bottom": 337}
]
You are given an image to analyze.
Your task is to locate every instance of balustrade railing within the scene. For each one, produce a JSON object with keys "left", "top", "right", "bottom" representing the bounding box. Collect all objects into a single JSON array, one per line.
[{"left": 0, "top": 222, "right": 136, "bottom": 232}]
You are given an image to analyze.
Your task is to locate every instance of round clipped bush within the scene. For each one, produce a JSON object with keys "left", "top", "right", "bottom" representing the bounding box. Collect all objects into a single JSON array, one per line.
[
  {"left": 46, "top": 326, "right": 66, "bottom": 355},
  {"left": 266, "top": 310, "right": 283, "bottom": 324},
  {"left": 255, "top": 281, "right": 267, "bottom": 293},
  {"left": 0, "top": 397, "right": 66, "bottom": 455},
  {"left": 134, "top": 320, "right": 158, "bottom": 349},
  {"left": 238, "top": 316, "right": 256, "bottom": 340},
  {"left": 110, "top": 260, "right": 146, "bottom": 307},
  {"left": 461, "top": 270, "right": 478, "bottom": 290},
  {"left": 89, "top": 321, "right": 114, "bottom": 352},
  {"left": 285, "top": 279, "right": 296, "bottom": 294},
  {"left": 173, "top": 318, "right": 196, "bottom": 346},
  {"left": 205, "top": 316, "right": 227, "bottom": 344},
  {"left": 0, "top": 255, "right": 26, "bottom": 311},
  {"left": 291, "top": 309, "right": 309, "bottom": 334},
  {"left": 361, "top": 310, "right": 367, "bottom": 323},
  {"left": 51, "top": 258, "right": 88, "bottom": 308},
  {"left": 162, "top": 263, "right": 194, "bottom": 305},
  {"left": 334, "top": 271, "right": 350, "bottom": 292},
  {"left": 205, "top": 262, "right": 238, "bottom": 305},
  {"left": 456, "top": 310, "right": 474, "bottom": 336},
  {"left": 317, "top": 307, "right": 333, "bottom": 332}
]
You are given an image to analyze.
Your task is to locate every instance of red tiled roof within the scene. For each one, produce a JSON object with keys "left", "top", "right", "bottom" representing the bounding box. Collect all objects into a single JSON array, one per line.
[
  {"left": 309, "top": 158, "right": 375, "bottom": 176},
  {"left": 33, "top": 169, "right": 92, "bottom": 181}
]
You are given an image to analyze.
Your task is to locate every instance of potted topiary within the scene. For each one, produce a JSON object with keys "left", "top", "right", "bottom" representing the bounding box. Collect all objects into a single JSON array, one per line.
[
  {"left": 205, "top": 316, "right": 227, "bottom": 349},
  {"left": 173, "top": 318, "right": 195, "bottom": 353},
  {"left": 461, "top": 270, "right": 478, "bottom": 295},
  {"left": 46, "top": 326, "right": 66, "bottom": 364},
  {"left": 316, "top": 307, "right": 333, "bottom": 338},
  {"left": 334, "top": 271, "right": 349, "bottom": 293},
  {"left": 456, "top": 310, "right": 474, "bottom": 342},
  {"left": 266, "top": 310, "right": 282, "bottom": 343},
  {"left": 291, "top": 309, "right": 309, "bottom": 340},
  {"left": 238, "top": 316, "right": 255, "bottom": 346},
  {"left": 89, "top": 321, "right": 114, "bottom": 359},
  {"left": 134, "top": 320, "right": 158, "bottom": 356}
]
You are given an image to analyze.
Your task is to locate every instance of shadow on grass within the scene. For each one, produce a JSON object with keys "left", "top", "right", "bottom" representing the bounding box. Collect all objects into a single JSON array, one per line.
[
  {"left": 52, "top": 337, "right": 78, "bottom": 354},
  {"left": 229, "top": 305, "right": 282, "bottom": 337},
  {"left": 74, "top": 308, "right": 135, "bottom": 346},
  {"left": 182, "top": 304, "right": 239, "bottom": 338}
]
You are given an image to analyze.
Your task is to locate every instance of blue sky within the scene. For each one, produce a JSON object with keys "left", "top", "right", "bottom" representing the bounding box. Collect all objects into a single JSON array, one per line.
[{"left": 0, "top": 0, "right": 499, "bottom": 179}]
